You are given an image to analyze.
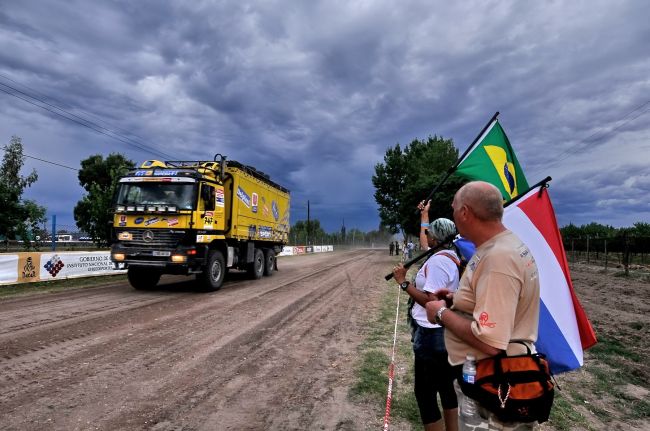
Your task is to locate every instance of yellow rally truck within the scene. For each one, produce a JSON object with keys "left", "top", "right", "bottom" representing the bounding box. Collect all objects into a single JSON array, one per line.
[{"left": 110, "top": 154, "right": 290, "bottom": 291}]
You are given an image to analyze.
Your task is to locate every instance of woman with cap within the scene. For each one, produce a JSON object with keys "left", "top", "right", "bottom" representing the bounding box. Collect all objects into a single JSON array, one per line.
[{"left": 392, "top": 200, "right": 460, "bottom": 431}]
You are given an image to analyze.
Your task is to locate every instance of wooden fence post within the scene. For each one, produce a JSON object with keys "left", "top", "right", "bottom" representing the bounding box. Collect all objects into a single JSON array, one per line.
[{"left": 624, "top": 233, "right": 630, "bottom": 276}]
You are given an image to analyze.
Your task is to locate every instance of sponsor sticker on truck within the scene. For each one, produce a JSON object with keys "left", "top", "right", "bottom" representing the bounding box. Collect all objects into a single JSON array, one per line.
[
  {"left": 216, "top": 188, "right": 225, "bottom": 207},
  {"left": 272, "top": 201, "right": 279, "bottom": 221},
  {"left": 237, "top": 186, "right": 251, "bottom": 208}
]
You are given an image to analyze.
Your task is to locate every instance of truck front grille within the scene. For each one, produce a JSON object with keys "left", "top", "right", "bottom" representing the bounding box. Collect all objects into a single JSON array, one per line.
[{"left": 116, "top": 229, "right": 186, "bottom": 248}]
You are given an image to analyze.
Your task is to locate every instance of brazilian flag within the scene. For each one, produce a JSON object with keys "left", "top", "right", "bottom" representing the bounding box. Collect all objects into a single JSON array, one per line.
[{"left": 455, "top": 120, "right": 528, "bottom": 200}]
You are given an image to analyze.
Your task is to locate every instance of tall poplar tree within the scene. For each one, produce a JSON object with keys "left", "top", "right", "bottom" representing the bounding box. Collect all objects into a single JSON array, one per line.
[{"left": 0, "top": 136, "right": 47, "bottom": 247}]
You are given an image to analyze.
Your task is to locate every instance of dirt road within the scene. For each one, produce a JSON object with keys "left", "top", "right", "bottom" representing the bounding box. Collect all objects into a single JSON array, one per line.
[
  {"left": 0, "top": 250, "right": 389, "bottom": 431},
  {"left": 3, "top": 250, "right": 648, "bottom": 431}
]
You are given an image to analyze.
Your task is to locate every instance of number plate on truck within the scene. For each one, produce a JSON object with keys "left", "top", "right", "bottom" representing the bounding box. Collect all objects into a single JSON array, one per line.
[{"left": 153, "top": 251, "right": 171, "bottom": 257}]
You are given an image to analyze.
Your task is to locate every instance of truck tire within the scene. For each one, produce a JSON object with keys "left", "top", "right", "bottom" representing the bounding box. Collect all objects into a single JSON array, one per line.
[
  {"left": 200, "top": 250, "right": 226, "bottom": 291},
  {"left": 263, "top": 249, "right": 275, "bottom": 276},
  {"left": 128, "top": 267, "right": 161, "bottom": 290},
  {"left": 247, "top": 248, "right": 264, "bottom": 279}
]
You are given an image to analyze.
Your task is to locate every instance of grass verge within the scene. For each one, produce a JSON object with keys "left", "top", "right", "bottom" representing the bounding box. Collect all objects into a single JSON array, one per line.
[
  {"left": 0, "top": 274, "right": 127, "bottom": 299},
  {"left": 546, "top": 335, "right": 650, "bottom": 429},
  {"left": 350, "top": 271, "right": 421, "bottom": 429}
]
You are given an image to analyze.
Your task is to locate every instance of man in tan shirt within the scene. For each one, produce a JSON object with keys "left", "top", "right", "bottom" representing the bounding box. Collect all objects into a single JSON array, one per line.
[{"left": 425, "top": 181, "right": 540, "bottom": 430}]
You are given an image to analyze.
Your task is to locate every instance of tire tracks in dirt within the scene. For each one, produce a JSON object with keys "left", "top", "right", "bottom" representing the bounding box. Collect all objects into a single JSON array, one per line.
[{"left": 0, "top": 249, "right": 391, "bottom": 431}]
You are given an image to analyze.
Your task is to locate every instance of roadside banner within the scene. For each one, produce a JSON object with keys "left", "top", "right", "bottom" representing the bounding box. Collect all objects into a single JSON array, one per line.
[
  {"left": 0, "top": 254, "right": 19, "bottom": 284},
  {"left": 278, "top": 246, "right": 294, "bottom": 256},
  {"left": 39, "top": 251, "right": 124, "bottom": 280}
]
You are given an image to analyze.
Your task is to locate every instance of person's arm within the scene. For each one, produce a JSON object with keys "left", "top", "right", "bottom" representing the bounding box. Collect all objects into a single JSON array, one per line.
[
  {"left": 418, "top": 199, "right": 430, "bottom": 249},
  {"left": 425, "top": 300, "right": 501, "bottom": 356},
  {"left": 392, "top": 261, "right": 442, "bottom": 307}
]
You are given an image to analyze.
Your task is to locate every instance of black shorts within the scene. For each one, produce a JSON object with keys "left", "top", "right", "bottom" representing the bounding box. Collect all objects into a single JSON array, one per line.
[{"left": 412, "top": 325, "right": 458, "bottom": 424}]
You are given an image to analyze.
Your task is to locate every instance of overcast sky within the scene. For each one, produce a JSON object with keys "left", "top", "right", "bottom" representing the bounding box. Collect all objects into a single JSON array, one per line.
[{"left": 1, "top": 0, "right": 649, "bottom": 234}]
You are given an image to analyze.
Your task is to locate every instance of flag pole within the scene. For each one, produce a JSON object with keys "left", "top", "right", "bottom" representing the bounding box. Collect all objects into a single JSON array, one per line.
[
  {"left": 503, "top": 176, "right": 552, "bottom": 208},
  {"left": 384, "top": 233, "right": 456, "bottom": 280},
  {"left": 415, "top": 111, "right": 500, "bottom": 214}
]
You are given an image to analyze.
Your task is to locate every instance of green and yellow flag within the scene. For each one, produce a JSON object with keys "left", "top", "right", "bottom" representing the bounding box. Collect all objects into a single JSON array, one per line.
[{"left": 455, "top": 120, "right": 528, "bottom": 200}]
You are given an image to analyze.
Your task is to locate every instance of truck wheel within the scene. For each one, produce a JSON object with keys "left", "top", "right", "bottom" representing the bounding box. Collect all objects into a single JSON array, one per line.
[
  {"left": 263, "top": 249, "right": 275, "bottom": 276},
  {"left": 128, "top": 268, "right": 161, "bottom": 290},
  {"left": 200, "top": 250, "right": 225, "bottom": 291},
  {"left": 247, "top": 248, "right": 264, "bottom": 279}
]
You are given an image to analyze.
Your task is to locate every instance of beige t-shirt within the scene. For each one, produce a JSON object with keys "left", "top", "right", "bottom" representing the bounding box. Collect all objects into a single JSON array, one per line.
[{"left": 445, "top": 230, "right": 540, "bottom": 365}]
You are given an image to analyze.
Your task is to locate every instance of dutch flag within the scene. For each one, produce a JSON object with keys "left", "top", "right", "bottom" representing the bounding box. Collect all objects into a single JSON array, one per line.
[
  {"left": 458, "top": 185, "right": 597, "bottom": 374},
  {"left": 505, "top": 185, "right": 597, "bottom": 373}
]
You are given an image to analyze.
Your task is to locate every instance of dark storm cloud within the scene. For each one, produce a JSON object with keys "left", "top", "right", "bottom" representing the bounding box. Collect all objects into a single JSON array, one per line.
[{"left": 1, "top": 0, "right": 649, "bottom": 233}]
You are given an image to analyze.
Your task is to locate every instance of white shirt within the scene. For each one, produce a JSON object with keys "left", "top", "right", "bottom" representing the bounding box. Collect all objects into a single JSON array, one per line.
[{"left": 411, "top": 249, "right": 460, "bottom": 328}]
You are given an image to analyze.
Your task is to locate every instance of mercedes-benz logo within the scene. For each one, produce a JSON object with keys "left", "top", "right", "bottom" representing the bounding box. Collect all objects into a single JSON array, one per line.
[{"left": 142, "top": 230, "right": 154, "bottom": 242}]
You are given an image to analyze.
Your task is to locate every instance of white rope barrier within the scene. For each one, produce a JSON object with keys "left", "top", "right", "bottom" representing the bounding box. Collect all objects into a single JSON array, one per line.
[{"left": 382, "top": 287, "right": 402, "bottom": 430}]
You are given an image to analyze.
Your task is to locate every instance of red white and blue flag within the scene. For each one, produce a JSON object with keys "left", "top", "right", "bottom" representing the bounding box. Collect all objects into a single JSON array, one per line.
[
  {"left": 503, "top": 185, "right": 597, "bottom": 374},
  {"left": 456, "top": 185, "right": 597, "bottom": 373}
]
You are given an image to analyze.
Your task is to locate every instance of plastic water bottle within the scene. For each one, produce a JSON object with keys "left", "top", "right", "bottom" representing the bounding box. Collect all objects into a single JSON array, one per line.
[{"left": 461, "top": 354, "right": 481, "bottom": 425}]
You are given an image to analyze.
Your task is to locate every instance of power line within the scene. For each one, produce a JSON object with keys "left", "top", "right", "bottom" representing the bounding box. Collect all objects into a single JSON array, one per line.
[
  {"left": 528, "top": 100, "right": 650, "bottom": 177},
  {"left": 24, "top": 153, "right": 79, "bottom": 171},
  {"left": 0, "top": 79, "right": 179, "bottom": 160},
  {"left": 551, "top": 100, "right": 650, "bottom": 162},
  {"left": 0, "top": 81, "right": 176, "bottom": 160},
  {"left": 1, "top": 145, "right": 78, "bottom": 171},
  {"left": 0, "top": 72, "right": 156, "bottom": 146}
]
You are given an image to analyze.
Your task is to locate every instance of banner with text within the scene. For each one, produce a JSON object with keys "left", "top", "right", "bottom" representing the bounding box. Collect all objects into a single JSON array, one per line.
[{"left": 0, "top": 251, "right": 126, "bottom": 286}]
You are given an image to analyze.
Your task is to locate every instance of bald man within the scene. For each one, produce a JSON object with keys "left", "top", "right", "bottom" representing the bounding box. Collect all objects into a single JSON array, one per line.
[{"left": 425, "top": 181, "right": 541, "bottom": 430}]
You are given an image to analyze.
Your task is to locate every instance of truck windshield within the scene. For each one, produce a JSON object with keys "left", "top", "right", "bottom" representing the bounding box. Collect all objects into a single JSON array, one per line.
[{"left": 116, "top": 183, "right": 196, "bottom": 210}]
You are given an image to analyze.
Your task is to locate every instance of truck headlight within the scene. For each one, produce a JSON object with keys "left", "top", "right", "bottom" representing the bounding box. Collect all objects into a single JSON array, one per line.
[
  {"left": 171, "top": 255, "right": 187, "bottom": 263},
  {"left": 112, "top": 253, "right": 125, "bottom": 261},
  {"left": 116, "top": 205, "right": 126, "bottom": 212},
  {"left": 167, "top": 205, "right": 177, "bottom": 212}
]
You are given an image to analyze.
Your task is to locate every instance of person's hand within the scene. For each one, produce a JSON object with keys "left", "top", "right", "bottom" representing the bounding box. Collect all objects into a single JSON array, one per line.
[
  {"left": 417, "top": 199, "right": 431, "bottom": 215},
  {"left": 392, "top": 263, "right": 408, "bottom": 284},
  {"left": 425, "top": 299, "right": 446, "bottom": 324},
  {"left": 433, "top": 288, "right": 454, "bottom": 307}
]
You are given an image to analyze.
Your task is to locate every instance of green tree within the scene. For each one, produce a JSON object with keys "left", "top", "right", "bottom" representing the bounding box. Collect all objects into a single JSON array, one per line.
[
  {"left": 0, "top": 136, "right": 47, "bottom": 248},
  {"left": 373, "top": 135, "right": 462, "bottom": 238},
  {"left": 560, "top": 223, "right": 581, "bottom": 239},
  {"left": 290, "top": 219, "right": 327, "bottom": 245},
  {"left": 74, "top": 153, "right": 134, "bottom": 246},
  {"left": 580, "top": 222, "right": 616, "bottom": 238},
  {"left": 631, "top": 222, "right": 650, "bottom": 237}
]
